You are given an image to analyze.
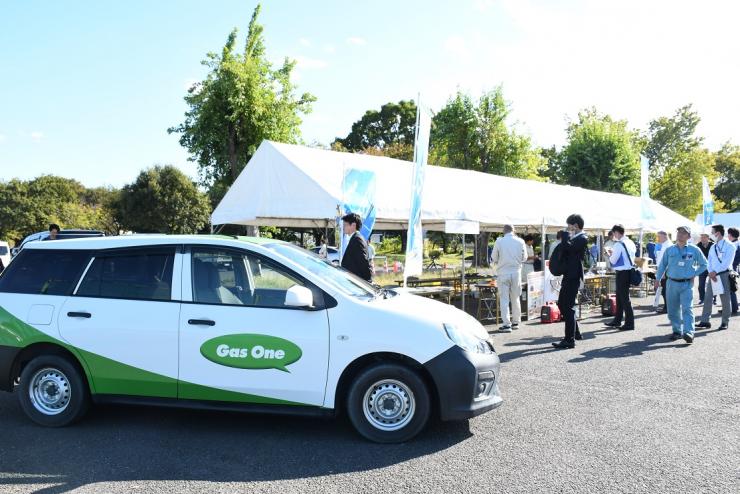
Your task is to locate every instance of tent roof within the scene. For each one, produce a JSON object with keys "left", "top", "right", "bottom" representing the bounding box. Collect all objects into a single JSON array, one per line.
[
  {"left": 694, "top": 212, "right": 740, "bottom": 231},
  {"left": 212, "top": 140, "right": 696, "bottom": 233}
]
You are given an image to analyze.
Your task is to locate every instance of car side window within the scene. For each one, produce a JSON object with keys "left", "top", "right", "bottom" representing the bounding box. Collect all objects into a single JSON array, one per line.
[
  {"left": 191, "top": 248, "right": 307, "bottom": 308},
  {"left": 76, "top": 249, "right": 175, "bottom": 301},
  {"left": 0, "top": 250, "right": 89, "bottom": 295},
  {"left": 192, "top": 249, "right": 248, "bottom": 305},
  {"left": 246, "top": 254, "right": 305, "bottom": 308}
]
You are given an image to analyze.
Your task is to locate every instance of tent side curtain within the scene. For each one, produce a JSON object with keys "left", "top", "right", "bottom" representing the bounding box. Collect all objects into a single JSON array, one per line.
[{"left": 212, "top": 140, "right": 697, "bottom": 233}]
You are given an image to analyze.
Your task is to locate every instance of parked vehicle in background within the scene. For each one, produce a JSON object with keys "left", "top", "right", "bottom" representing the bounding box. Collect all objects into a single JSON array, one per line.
[
  {"left": 0, "top": 241, "right": 10, "bottom": 270},
  {"left": 310, "top": 245, "right": 340, "bottom": 265},
  {"left": 10, "top": 230, "right": 105, "bottom": 257}
]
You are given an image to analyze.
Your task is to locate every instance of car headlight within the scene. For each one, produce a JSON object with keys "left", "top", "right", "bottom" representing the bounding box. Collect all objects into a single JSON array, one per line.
[{"left": 443, "top": 323, "right": 492, "bottom": 354}]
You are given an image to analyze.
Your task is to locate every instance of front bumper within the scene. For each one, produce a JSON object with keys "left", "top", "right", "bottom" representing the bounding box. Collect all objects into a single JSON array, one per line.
[
  {"left": 424, "top": 344, "right": 503, "bottom": 421},
  {"left": 0, "top": 344, "right": 20, "bottom": 392}
]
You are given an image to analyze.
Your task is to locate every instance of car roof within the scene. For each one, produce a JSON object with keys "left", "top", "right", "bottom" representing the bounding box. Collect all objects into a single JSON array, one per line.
[{"left": 22, "top": 234, "right": 279, "bottom": 251}]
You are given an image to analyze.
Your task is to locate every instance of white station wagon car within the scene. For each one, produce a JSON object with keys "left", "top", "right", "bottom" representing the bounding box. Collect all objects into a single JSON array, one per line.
[{"left": 0, "top": 235, "right": 502, "bottom": 442}]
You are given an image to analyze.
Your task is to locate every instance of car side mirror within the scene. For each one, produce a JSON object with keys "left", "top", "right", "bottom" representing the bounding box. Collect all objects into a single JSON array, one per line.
[{"left": 284, "top": 285, "right": 314, "bottom": 308}]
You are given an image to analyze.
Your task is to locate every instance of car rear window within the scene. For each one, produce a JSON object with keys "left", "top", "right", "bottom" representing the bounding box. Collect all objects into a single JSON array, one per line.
[{"left": 0, "top": 250, "right": 90, "bottom": 295}]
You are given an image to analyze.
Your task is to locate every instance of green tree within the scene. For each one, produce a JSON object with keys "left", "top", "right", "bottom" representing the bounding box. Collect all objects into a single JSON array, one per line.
[
  {"left": 0, "top": 176, "right": 119, "bottom": 243},
  {"left": 115, "top": 166, "right": 211, "bottom": 234},
  {"left": 651, "top": 149, "right": 718, "bottom": 218},
  {"left": 642, "top": 104, "right": 702, "bottom": 178},
  {"left": 713, "top": 142, "right": 739, "bottom": 212},
  {"left": 168, "top": 4, "right": 316, "bottom": 207},
  {"left": 333, "top": 100, "right": 418, "bottom": 159},
  {"left": 431, "top": 88, "right": 545, "bottom": 265},
  {"left": 559, "top": 108, "right": 640, "bottom": 195},
  {"left": 431, "top": 88, "right": 544, "bottom": 179}
]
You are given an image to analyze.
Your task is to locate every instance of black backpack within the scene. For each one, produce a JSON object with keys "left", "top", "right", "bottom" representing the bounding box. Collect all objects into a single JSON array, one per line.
[{"left": 548, "top": 243, "right": 565, "bottom": 276}]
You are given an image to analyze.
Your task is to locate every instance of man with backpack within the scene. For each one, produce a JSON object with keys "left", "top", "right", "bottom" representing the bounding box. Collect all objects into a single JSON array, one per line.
[
  {"left": 551, "top": 214, "right": 587, "bottom": 350},
  {"left": 604, "top": 224, "right": 636, "bottom": 331}
]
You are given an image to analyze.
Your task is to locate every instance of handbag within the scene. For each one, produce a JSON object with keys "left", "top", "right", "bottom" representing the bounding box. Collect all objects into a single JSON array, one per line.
[{"left": 620, "top": 241, "right": 643, "bottom": 287}]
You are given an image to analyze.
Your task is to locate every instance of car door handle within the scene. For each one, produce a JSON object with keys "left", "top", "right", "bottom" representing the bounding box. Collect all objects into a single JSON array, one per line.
[
  {"left": 67, "top": 312, "right": 91, "bottom": 318},
  {"left": 188, "top": 319, "right": 215, "bottom": 326}
]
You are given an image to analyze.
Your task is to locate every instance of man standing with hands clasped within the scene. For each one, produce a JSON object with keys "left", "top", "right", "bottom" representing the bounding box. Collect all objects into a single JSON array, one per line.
[
  {"left": 697, "top": 224, "right": 736, "bottom": 330},
  {"left": 340, "top": 212, "right": 372, "bottom": 282},
  {"left": 552, "top": 214, "right": 587, "bottom": 350},
  {"left": 655, "top": 225, "right": 707, "bottom": 343}
]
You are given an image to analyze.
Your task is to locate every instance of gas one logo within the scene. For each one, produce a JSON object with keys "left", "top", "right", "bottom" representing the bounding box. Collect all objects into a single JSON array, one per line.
[{"left": 200, "top": 334, "right": 302, "bottom": 372}]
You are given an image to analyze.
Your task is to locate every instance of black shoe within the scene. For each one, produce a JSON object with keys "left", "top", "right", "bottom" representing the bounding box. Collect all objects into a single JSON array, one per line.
[
  {"left": 551, "top": 340, "right": 575, "bottom": 349},
  {"left": 660, "top": 308, "right": 667, "bottom": 314},
  {"left": 511, "top": 323, "right": 519, "bottom": 330},
  {"left": 604, "top": 321, "right": 621, "bottom": 327},
  {"left": 683, "top": 333, "right": 694, "bottom": 344},
  {"left": 618, "top": 325, "right": 635, "bottom": 331},
  {"left": 718, "top": 323, "right": 728, "bottom": 330},
  {"left": 575, "top": 332, "right": 583, "bottom": 341},
  {"left": 669, "top": 333, "right": 682, "bottom": 341},
  {"left": 696, "top": 322, "right": 711, "bottom": 329}
]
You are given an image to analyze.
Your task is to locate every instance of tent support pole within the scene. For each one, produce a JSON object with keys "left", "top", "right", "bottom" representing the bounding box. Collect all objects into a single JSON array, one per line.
[
  {"left": 541, "top": 218, "right": 546, "bottom": 265},
  {"left": 461, "top": 234, "right": 465, "bottom": 312}
]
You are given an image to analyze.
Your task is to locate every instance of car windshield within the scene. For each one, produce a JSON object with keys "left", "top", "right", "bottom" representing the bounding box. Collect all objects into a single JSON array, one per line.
[{"left": 264, "top": 242, "right": 376, "bottom": 298}]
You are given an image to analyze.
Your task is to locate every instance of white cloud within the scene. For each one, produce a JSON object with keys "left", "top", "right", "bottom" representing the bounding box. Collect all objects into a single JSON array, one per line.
[
  {"left": 298, "top": 37, "right": 311, "bottom": 47},
  {"left": 346, "top": 36, "right": 367, "bottom": 46},
  {"left": 294, "top": 56, "right": 329, "bottom": 70},
  {"left": 442, "top": 36, "right": 470, "bottom": 62},
  {"left": 431, "top": 0, "right": 740, "bottom": 149},
  {"left": 323, "top": 43, "right": 336, "bottom": 54},
  {"left": 472, "top": 0, "right": 495, "bottom": 12},
  {"left": 30, "top": 131, "right": 44, "bottom": 142}
]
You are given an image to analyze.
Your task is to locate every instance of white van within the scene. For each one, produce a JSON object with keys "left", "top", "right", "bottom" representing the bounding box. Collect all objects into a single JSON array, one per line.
[
  {"left": 0, "top": 241, "right": 10, "bottom": 270},
  {"left": 0, "top": 235, "right": 502, "bottom": 442}
]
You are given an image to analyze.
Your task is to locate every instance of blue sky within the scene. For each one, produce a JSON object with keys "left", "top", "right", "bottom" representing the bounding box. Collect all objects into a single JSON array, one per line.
[{"left": 1, "top": 0, "right": 738, "bottom": 188}]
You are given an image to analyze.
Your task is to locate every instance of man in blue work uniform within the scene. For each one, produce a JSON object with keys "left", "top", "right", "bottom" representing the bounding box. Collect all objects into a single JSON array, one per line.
[{"left": 655, "top": 225, "right": 708, "bottom": 344}]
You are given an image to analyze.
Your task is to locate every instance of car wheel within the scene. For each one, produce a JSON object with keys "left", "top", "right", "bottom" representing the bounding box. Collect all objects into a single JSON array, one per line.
[
  {"left": 18, "top": 355, "right": 90, "bottom": 427},
  {"left": 346, "top": 363, "right": 430, "bottom": 443}
]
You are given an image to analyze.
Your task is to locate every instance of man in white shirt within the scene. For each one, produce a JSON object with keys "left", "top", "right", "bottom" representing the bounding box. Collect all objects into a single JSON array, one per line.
[
  {"left": 697, "top": 224, "right": 736, "bottom": 330},
  {"left": 604, "top": 224, "right": 636, "bottom": 330},
  {"left": 653, "top": 230, "right": 673, "bottom": 312},
  {"left": 491, "top": 225, "right": 528, "bottom": 333}
]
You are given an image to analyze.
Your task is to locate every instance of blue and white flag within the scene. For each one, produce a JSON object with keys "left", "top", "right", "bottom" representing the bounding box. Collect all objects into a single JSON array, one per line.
[
  {"left": 640, "top": 155, "right": 655, "bottom": 220},
  {"left": 403, "top": 97, "right": 432, "bottom": 281},
  {"left": 341, "top": 167, "right": 377, "bottom": 247},
  {"left": 702, "top": 176, "right": 714, "bottom": 226}
]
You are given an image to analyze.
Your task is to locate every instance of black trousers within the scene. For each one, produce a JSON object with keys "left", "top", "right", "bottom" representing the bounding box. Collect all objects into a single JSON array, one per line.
[
  {"left": 614, "top": 270, "right": 634, "bottom": 327},
  {"left": 557, "top": 278, "right": 580, "bottom": 342}
]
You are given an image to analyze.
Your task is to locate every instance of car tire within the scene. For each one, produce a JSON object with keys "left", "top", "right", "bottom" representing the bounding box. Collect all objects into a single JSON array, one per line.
[
  {"left": 346, "top": 362, "right": 431, "bottom": 443},
  {"left": 18, "top": 355, "right": 90, "bottom": 427}
]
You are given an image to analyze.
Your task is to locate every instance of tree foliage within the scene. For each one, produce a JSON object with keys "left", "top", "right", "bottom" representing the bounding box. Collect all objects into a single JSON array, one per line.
[
  {"left": 333, "top": 100, "right": 417, "bottom": 158},
  {"left": 431, "top": 88, "right": 544, "bottom": 180},
  {"left": 711, "top": 142, "right": 739, "bottom": 213},
  {"left": 115, "top": 166, "right": 211, "bottom": 234},
  {"left": 642, "top": 104, "right": 702, "bottom": 179},
  {"left": 168, "top": 4, "right": 316, "bottom": 206},
  {"left": 557, "top": 108, "right": 641, "bottom": 195},
  {"left": 651, "top": 149, "right": 717, "bottom": 218},
  {"left": 0, "top": 176, "right": 118, "bottom": 244}
]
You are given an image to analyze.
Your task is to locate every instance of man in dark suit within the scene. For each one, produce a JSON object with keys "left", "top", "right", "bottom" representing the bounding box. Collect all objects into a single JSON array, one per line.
[
  {"left": 553, "top": 213, "right": 588, "bottom": 350},
  {"left": 340, "top": 212, "right": 372, "bottom": 282}
]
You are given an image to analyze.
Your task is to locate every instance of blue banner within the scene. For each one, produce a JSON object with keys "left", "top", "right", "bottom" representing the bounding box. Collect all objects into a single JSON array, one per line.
[
  {"left": 404, "top": 99, "right": 432, "bottom": 279},
  {"left": 702, "top": 176, "right": 714, "bottom": 226},
  {"left": 341, "top": 168, "right": 377, "bottom": 241}
]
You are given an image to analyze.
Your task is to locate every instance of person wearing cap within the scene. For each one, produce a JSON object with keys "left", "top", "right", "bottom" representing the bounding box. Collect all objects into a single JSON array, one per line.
[
  {"left": 697, "top": 224, "right": 736, "bottom": 330},
  {"left": 652, "top": 230, "right": 673, "bottom": 313},
  {"left": 655, "top": 225, "right": 708, "bottom": 343},
  {"left": 603, "top": 224, "right": 636, "bottom": 331}
]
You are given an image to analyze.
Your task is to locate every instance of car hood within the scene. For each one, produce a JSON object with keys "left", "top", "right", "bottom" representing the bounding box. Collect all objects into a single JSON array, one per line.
[{"left": 372, "top": 289, "right": 489, "bottom": 340}]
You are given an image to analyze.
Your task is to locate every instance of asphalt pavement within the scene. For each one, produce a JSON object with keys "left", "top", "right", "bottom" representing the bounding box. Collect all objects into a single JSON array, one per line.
[{"left": 1, "top": 296, "right": 738, "bottom": 493}]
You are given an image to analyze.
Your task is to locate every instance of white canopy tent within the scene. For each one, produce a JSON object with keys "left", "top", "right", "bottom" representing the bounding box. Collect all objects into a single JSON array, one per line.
[
  {"left": 212, "top": 141, "right": 696, "bottom": 233},
  {"left": 694, "top": 212, "right": 740, "bottom": 231}
]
